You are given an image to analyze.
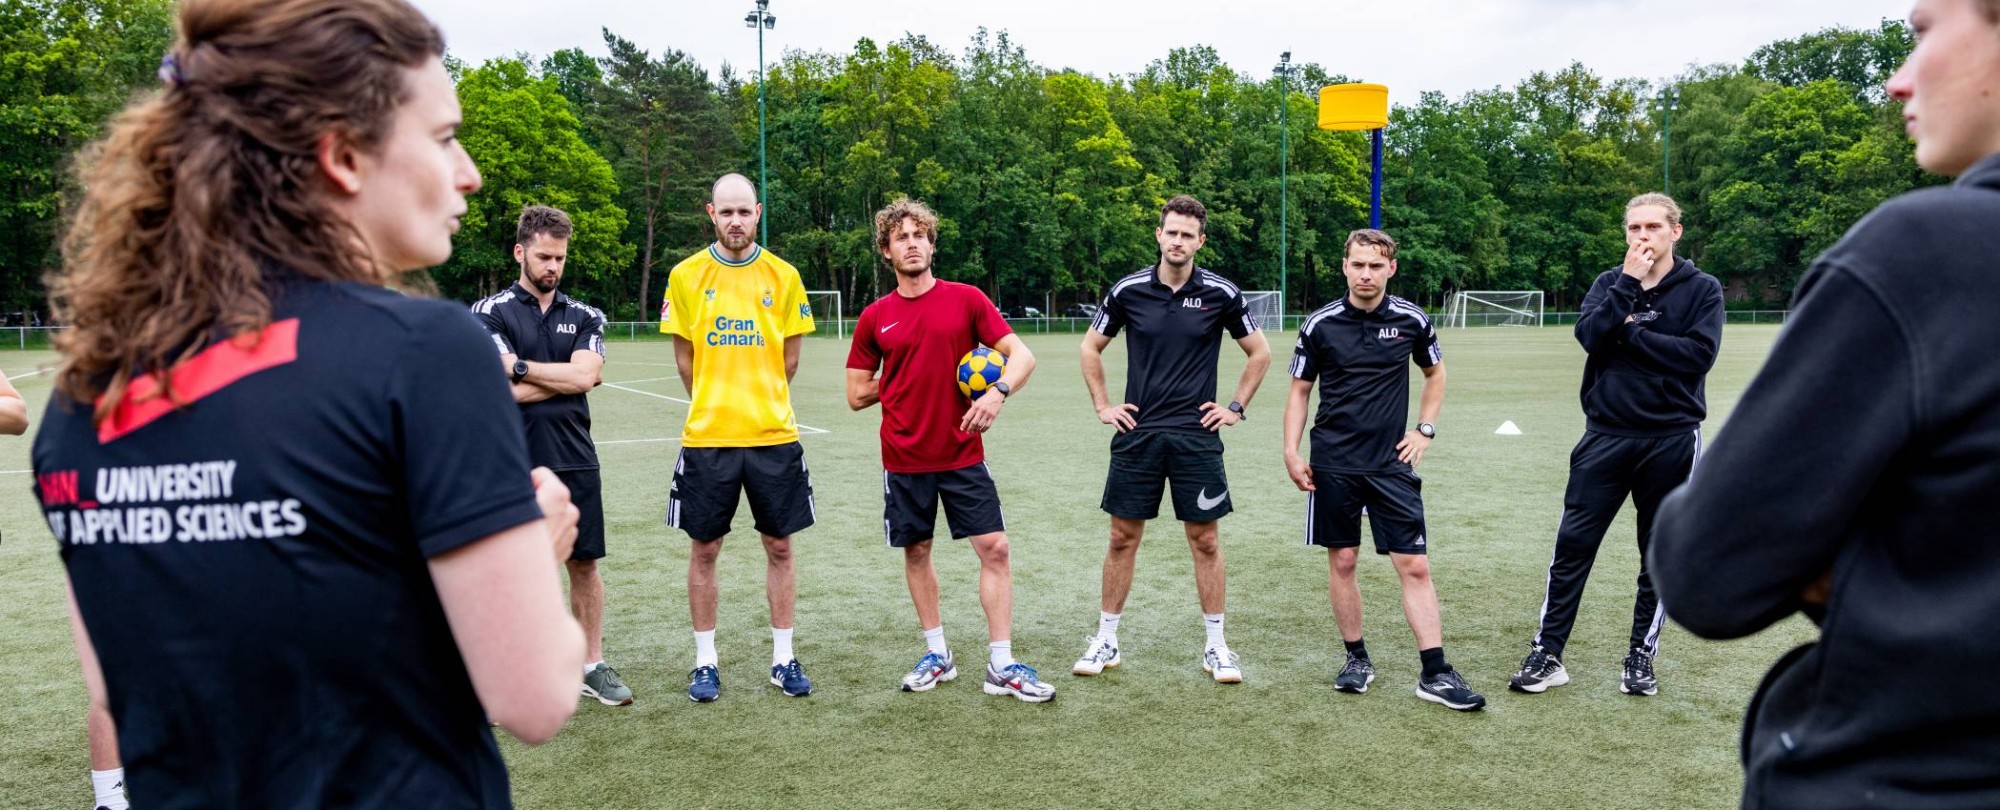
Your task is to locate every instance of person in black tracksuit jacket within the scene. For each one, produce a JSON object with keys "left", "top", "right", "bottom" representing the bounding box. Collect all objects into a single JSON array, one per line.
[
  {"left": 1650, "top": 1, "right": 2000, "bottom": 803},
  {"left": 1509, "top": 193, "right": 1725, "bottom": 697}
]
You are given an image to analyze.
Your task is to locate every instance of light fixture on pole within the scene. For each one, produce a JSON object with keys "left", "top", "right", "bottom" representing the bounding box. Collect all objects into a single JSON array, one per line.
[
  {"left": 1660, "top": 85, "right": 1678, "bottom": 195},
  {"left": 1274, "top": 51, "right": 1302, "bottom": 324},
  {"left": 744, "top": 0, "right": 776, "bottom": 243}
]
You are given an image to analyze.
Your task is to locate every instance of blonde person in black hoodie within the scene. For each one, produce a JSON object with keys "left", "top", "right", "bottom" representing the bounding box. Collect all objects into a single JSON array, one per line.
[
  {"left": 1509, "top": 193, "right": 1725, "bottom": 697},
  {"left": 1652, "top": 0, "right": 2000, "bottom": 807}
]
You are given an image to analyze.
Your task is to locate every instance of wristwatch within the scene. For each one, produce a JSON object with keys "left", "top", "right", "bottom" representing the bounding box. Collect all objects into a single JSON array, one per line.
[
  {"left": 993, "top": 381, "right": 1012, "bottom": 399},
  {"left": 1417, "top": 422, "right": 1436, "bottom": 439},
  {"left": 511, "top": 359, "right": 530, "bottom": 384},
  {"left": 1227, "top": 401, "right": 1247, "bottom": 421}
]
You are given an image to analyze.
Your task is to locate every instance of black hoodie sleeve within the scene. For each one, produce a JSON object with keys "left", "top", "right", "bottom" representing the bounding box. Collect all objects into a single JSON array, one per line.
[
  {"left": 1650, "top": 260, "right": 1918, "bottom": 639},
  {"left": 1623, "top": 276, "right": 1724, "bottom": 376},
  {"left": 1573, "top": 271, "right": 1635, "bottom": 355}
]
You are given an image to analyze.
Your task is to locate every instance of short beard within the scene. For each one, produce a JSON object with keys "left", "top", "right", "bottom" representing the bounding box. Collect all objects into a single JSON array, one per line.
[
  {"left": 719, "top": 230, "right": 755, "bottom": 252},
  {"left": 528, "top": 273, "right": 559, "bottom": 294}
]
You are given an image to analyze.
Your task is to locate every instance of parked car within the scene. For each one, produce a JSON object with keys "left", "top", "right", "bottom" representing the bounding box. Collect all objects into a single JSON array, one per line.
[
  {"left": 1064, "top": 303, "right": 1099, "bottom": 318},
  {"left": 1009, "top": 306, "right": 1044, "bottom": 319}
]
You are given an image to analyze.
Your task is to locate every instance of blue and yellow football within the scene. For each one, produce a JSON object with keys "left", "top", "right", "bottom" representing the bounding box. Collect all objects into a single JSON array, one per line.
[{"left": 957, "top": 347, "right": 1006, "bottom": 399}]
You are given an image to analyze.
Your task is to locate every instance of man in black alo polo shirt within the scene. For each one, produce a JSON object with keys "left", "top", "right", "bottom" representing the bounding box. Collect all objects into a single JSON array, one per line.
[
  {"left": 1508, "top": 193, "right": 1723, "bottom": 699},
  {"left": 1073, "top": 195, "right": 1271, "bottom": 684},
  {"left": 474, "top": 205, "right": 632, "bottom": 707},
  {"left": 1283, "top": 229, "right": 1485, "bottom": 712}
]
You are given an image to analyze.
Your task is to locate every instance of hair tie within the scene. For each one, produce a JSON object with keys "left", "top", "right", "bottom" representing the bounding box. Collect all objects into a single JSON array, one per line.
[{"left": 157, "top": 52, "right": 182, "bottom": 86}]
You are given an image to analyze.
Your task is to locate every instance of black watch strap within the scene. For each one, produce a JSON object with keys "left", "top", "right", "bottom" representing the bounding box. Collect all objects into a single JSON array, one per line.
[{"left": 1228, "top": 401, "right": 1246, "bottom": 420}]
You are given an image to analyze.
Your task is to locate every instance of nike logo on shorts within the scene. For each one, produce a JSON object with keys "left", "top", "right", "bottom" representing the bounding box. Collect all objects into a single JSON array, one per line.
[{"left": 1197, "top": 488, "right": 1228, "bottom": 510}]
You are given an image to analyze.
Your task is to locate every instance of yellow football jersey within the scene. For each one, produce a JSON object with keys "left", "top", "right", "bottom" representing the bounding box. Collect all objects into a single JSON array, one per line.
[{"left": 661, "top": 244, "right": 815, "bottom": 446}]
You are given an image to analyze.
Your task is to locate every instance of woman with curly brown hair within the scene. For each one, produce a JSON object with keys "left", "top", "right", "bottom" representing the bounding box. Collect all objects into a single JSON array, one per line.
[{"left": 33, "top": 1, "right": 584, "bottom": 806}]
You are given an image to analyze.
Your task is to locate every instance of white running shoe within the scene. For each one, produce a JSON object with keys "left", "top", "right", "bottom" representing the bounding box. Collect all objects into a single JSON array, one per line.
[
  {"left": 1073, "top": 635, "right": 1122, "bottom": 676},
  {"left": 1204, "top": 645, "right": 1244, "bottom": 684}
]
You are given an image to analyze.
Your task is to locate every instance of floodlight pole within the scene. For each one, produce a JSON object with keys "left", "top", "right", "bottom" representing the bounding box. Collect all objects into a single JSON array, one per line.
[
  {"left": 1661, "top": 85, "right": 1677, "bottom": 196},
  {"left": 745, "top": 0, "right": 775, "bottom": 243},
  {"left": 1275, "top": 52, "right": 1296, "bottom": 323}
]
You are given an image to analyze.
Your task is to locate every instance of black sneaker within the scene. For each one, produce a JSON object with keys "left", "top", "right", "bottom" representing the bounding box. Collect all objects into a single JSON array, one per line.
[
  {"left": 1416, "top": 669, "right": 1487, "bottom": 711},
  {"left": 1508, "top": 646, "right": 1570, "bottom": 693},
  {"left": 1334, "top": 653, "right": 1375, "bottom": 694},
  {"left": 1621, "top": 648, "right": 1658, "bottom": 696}
]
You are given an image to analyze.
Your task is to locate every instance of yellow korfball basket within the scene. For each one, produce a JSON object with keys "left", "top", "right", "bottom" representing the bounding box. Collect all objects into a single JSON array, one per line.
[{"left": 1318, "top": 83, "right": 1389, "bottom": 131}]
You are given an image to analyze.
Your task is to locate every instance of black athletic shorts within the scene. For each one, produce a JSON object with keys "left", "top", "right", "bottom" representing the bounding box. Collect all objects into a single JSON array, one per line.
[
  {"left": 883, "top": 462, "right": 1005, "bottom": 547},
  {"left": 1306, "top": 468, "right": 1428, "bottom": 555},
  {"left": 1101, "top": 430, "right": 1231, "bottom": 522},
  {"left": 556, "top": 467, "right": 605, "bottom": 561},
  {"left": 667, "top": 442, "right": 816, "bottom": 541}
]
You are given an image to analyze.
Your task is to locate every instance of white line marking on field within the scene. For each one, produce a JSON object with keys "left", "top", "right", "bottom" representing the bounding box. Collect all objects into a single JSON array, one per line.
[
  {"left": 601, "top": 382, "right": 829, "bottom": 436},
  {"left": 607, "top": 376, "right": 673, "bottom": 385},
  {"left": 607, "top": 361, "right": 682, "bottom": 367},
  {"left": 595, "top": 437, "right": 682, "bottom": 446},
  {"left": 0, "top": 470, "right": 31, "bottom": 475}
]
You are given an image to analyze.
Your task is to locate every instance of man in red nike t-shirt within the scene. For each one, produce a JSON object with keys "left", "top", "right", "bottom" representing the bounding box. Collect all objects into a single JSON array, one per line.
[{"left": 846, "top": 197, "right": 1054, "bottom": 702}]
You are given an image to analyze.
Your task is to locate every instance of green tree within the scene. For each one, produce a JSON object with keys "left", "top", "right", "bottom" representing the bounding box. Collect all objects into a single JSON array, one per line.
[
  {"left": 0, "top": 0, "right": 172, "bottom": 317},
  {"left": 441, "top": 57, "right": 632, "bottom": 304},
  {"left": 594, "top": 29, "right": 737, "bottom": 320}
]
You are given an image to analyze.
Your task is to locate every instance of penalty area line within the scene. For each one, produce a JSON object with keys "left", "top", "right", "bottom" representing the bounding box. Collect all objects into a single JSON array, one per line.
[{"left": 600, "top": 382, "right": 829, "bottom": 436}]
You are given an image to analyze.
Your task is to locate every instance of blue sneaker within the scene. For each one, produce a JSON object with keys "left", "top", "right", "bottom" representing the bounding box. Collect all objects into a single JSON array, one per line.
[
  {"left": 983, "top": 662, "right": 1056, "bottom": 703},
  {"left": 770, "top": 659, "right": 812, "bottom": 697},
  {"left": 687, "top": 665, "right": 721, "bottom": 703},
  {"left": 900, "top": 651, "right": 957, "bottom": 692}
]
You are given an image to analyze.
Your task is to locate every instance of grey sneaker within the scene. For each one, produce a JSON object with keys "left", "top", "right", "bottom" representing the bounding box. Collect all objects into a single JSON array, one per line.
[
  {"left": 582, "top": 662, "right": 634, "bottom": 706},
  {"left": 1417, "top": 668, "right": 1487, "bottom": 711},
  {"left": 1334, "top": 653, "right": 1375, "bottom": 693}
]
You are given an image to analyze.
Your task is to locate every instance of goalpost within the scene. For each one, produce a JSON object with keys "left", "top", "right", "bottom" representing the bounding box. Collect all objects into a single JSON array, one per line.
[
  {"left": 1445, "top": 290, "right": 1544, "bottom": 328},
  {"left": 805, "top": 290, "right": 845, "bottom": 339},
  {"left": 1241, "top": 291, "right": 1283, "bottom": 332}
]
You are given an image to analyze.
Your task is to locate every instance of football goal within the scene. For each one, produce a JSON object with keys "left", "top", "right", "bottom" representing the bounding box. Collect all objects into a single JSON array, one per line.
[
  {"left": 805, "top": 290, "right": 845, "bottom": 339},
  {"left": 1241, "top": 290, "right": 1283, "bottom": 332},
  {"left": 1444, "top": 290, "right": 1544, "bottom": 328}
]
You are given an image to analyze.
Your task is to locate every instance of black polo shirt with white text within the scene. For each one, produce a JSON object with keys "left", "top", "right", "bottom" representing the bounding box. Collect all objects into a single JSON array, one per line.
[
  {"left": 473, "top": 283, "right": 606, "bottom": 471},
  {"left": 33, "top": 278, "right": 541, "bottom": 808},
  {"left": 1290, "top": 295, "right": 1441, "bottom": 473},
  {"left": 1092, "top": 266, "right": 1258, "bottom": 433}
]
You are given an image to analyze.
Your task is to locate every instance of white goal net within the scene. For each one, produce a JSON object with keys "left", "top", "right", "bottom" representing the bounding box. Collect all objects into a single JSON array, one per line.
[
  {"left": 1242, "top": 290, "right": 1283, "bottom": 333},
  {"left": 805, "top": 290, "right": 845, "bottom": 339},
  {"left": 1444, "top": 290, "right": 1544, "bottom": 328}
]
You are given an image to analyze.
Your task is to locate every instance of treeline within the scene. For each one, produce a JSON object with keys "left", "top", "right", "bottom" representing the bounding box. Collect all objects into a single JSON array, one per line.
[{"left": 2, "top": 2, "right": 1929, "bottom": 321}]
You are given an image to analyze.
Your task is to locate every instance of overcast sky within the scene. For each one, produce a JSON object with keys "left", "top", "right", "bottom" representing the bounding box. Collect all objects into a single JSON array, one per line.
[{"left": 412, "top": 0, "right": 1907, "bottom": 104}]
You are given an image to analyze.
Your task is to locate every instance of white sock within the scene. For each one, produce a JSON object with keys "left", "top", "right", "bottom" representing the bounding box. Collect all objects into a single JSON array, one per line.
[
  {"left": 583, "top": 659, "right": 605, "bottom": 677},
  {"left": 923, "top": 626, "right": 948, "bottom": 657},
  {"left": 989, "top": 640, "right": 1014, "bottom": 670},
  {"left": 92, "top": 768, "right": 128, "bottom": 810},
  {"left": 1204, "top": 613, "right": 1227, "bottom": 649},
  {"left": 1098, "top": 611, "right": 1122, "bottom": 645},
  {"left": 693, "top": 629, "right": 718, "bottom": 669},
  {"left": 772, "top": 627, "right": 794, "bottom": 665}
]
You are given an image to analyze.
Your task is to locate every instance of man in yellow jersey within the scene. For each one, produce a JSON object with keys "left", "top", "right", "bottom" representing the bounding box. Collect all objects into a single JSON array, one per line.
[{"left": 662, "top": 173, "right": 817, "bottom": 702}]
